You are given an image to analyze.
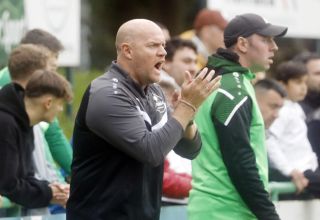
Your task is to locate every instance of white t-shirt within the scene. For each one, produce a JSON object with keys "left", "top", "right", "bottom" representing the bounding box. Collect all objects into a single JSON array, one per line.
[{"left": 267, "top": 99, "right": 318, "bottom": 176}]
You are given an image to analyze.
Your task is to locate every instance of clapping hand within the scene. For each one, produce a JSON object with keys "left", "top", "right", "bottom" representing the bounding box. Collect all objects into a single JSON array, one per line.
[{"left": 180, "top": 67, "right": 221, "bottom": 109}]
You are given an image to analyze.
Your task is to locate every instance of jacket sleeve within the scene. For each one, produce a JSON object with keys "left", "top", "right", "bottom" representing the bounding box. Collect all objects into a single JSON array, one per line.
[
  {"left": 44, "top": 118, "right": 73, "bottom": 175},
  {"left": 86, "top": 87, "right": 185, "bottom": 167},
  {"left": 0, "top": 139, "right": 52, "bottom": 208},
  {"left": 162, "top": 159, "right": 192, "bottom": 198},
  {"left": 173, "top": 129, "right": 201, "bottom": 159},
  {"left": 211, "top": 95, "right": 280, "bottom": 220}
]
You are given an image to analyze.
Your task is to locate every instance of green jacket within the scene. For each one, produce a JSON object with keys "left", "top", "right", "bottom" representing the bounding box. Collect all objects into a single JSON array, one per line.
[{"left": 188, "top": 49, "right": 279, "bottom": 220}]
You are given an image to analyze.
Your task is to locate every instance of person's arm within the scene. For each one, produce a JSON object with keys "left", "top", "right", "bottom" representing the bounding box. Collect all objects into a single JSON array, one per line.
[
  {"left": 173, "top": 127, "right": 201, "bottom": 159},
  {"left": 164, "top": 87, "right": 202, "bottom": 160},
  {"left": 266, "top": 134, "right": 293, "bottom": 176},
  {"left": 212, "top": 94, "right": 280, "bottom": 220},
  {"left": 44, "top": 118, "right": 72, "bottom": 175},
  {"left": 162, "top": 159, "right": 192, "bottom": 198},
  {"left": 86, "top": 68, "right": 220, "bottom": 166},
  {"left": 0, "top": 139, "right": 52, "bottom": 208},
  {"left": 170, "top": 69, "right": 220, "bottom": 159},
  {"left": 86, "top": 88, "right": 185, "bottom": 167}
]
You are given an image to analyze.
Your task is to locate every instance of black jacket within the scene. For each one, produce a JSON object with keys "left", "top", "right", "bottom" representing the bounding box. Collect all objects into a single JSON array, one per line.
[
  {"left": 67, "top": 63, "right": 201, "bottom": 220},
  {"left": 0, "top": 83, "right": 52, "bottom": 208},
  {"left": 300, "top": 91, "right": 320, "bottom": 165}
]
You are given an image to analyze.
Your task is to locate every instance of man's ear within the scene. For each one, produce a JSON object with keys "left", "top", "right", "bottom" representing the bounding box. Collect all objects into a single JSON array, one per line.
[
  {"left": 237, "top": 37, "right": 249, "bottom": 53},
  {"left": 43, "top": 96, "right": 53, "bottom": 110},
  {"left": 122, "top": 43, "right": 133, "bottom": 59}
]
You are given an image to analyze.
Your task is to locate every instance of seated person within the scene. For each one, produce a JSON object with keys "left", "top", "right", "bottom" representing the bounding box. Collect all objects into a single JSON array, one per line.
[
  {"left": 0, "top": 68, "right": 72, "bottom": 210},
  {"left": 1, "top": 30, "right": 72, "bottom": 216},
  {"left": 294, "top": 52, "right": 320, "bottom": 166},
  {"left": 267, "top": 61, "right": 320, "bottom": 198},
  {"left": 0, "top": 44, "right": 71, "bottom": 217},
  {"left": 0, "top": 29, "right": 73, "bottom": 181}
]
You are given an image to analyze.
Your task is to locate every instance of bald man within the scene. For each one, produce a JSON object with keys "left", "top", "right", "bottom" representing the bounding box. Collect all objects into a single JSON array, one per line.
[{"left": 66, "top": 19, "right": 220, "bottom": 220}]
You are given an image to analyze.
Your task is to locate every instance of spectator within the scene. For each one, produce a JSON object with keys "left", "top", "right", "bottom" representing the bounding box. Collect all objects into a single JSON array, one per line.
[
  {"left": 294, "top": 52, "right": 320, "bottom": 165},
  {"left": 0, "top": 29, "right": 72, "bottom": 177},
  {"left": 0, "top": 29, "right": 63, "bottom": 85},
  {"left": 267, "top": 61, "right": 320, "bottom": 197},
  {"left": 0, "top": 50, "right": 72, "bottom": 212},
  {"left": 188, "top": 13, "right": 287, "bottom": 220},
  {"left": 254, "top": 79, "right": 286, "bottom": 129},
  {"left": 180, "top": 9, "right": 228, "bottom": 69},
  {"left": 66, "top": 19, "right": 221, "bottom": 220},
  {"left": 163, "top": 37, "right": 198, "bottom": 86},
  {"left": 0, "top": 29, "right": 72, "bottom": 216}
]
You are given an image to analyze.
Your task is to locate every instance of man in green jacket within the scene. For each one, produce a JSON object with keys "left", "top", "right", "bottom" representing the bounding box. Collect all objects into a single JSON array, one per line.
[{"left": 188, "top": 13, "right": 287, "bottom": 220}]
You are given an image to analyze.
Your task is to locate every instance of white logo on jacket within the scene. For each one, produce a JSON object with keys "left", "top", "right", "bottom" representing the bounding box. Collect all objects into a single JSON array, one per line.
[{"left": 152, "top": 93, "right": 166, "bottom": 114}]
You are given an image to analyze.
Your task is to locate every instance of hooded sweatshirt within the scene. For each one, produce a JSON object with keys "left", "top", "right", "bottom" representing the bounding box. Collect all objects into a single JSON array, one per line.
[
  {"left": 188, "top": 48, "right": 279, "bottom": 220},
  {"left": 0, "top": 83, "right": 52, "bottom": 208}
]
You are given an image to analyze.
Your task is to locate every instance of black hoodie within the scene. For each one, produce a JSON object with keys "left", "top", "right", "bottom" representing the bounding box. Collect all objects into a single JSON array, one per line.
[{"left": 0, "top": 83, "right": 52, "bottom": 208}]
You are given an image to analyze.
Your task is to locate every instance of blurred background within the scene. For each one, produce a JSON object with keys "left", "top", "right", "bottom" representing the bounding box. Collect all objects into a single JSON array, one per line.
[{"left": 1, "top": 0, "right": 320, "bottom": 138}]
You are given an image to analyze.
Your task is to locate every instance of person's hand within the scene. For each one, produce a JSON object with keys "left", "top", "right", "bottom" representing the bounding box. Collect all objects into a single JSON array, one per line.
[
  {"left": 172, "top": 68, "right": 221, "bottom": 129},
  {"left": 180, "top": 67, "right": 221, "bottom": 109},
  {"left": 0, "top": 195, "right": 3, "bottom": 207},
  {"left": 290, "top": 169, "right": 309, "bottom": 194},
  {"left": 49, "top": 182, "right": 70, "bottom": 207}
]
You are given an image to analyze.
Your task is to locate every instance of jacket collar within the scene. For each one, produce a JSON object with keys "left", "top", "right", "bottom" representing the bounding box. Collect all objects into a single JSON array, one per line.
[
  {"left": 207, "top": 48, "right": 255, "bottom": 80},
  {"left": 110, "top": 62, "right": 150, "bottom": 97}
]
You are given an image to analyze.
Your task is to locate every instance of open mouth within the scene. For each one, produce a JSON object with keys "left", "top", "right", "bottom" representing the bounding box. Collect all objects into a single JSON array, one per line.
[{"left": 154, "top": 61, "right": 163, "bottom": 70}]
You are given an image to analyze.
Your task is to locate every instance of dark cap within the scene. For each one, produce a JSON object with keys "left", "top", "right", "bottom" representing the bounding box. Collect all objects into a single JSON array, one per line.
[
  {"left": 224, "top": 13, "right": 288, "bottom": 48},
  {"left": 194, "top": 9, "right": 228, "bottom": 31}
]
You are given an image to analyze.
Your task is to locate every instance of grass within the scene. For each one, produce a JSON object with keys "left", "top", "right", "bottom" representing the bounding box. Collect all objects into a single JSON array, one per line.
[{"left": 57, "top": 69, "right": 102, "bottom": 139}]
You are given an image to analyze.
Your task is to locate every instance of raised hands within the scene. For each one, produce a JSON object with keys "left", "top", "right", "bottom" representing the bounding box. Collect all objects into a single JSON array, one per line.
[
  {"left": 49, "top": 182, "right": 70, "bottom": 207},
  {"left": 180, "top": 67, "right": 221, "bottom": 109},
  {"left": 172, "top": 67, "right": 221, "bottom": 129}
]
